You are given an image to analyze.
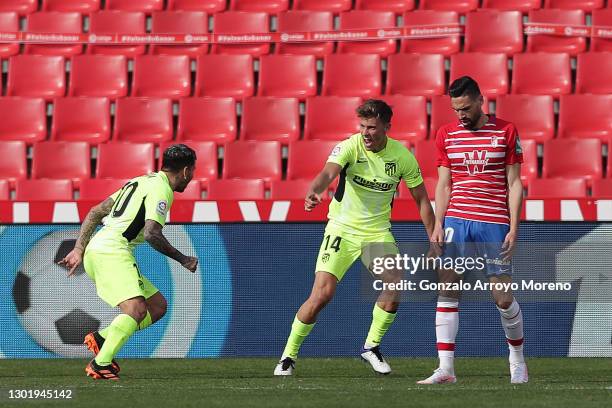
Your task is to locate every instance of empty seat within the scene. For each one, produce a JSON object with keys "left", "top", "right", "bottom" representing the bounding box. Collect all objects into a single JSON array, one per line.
[
  {"left": 177, "top": 97, "right": 237, "bottom": 144},
  {"left": 31, "top": 141, "right": 90, "bottom": 184},
  {"left": 542, "top": 139, "right": 602, "bottom": 183},
  {"left": 544, "top": 0, "right": 604, "bottom": 10},
  {"left": 270, "top": 180, "right": 314, "bottom": 200},
  {"left": 168, "top": 0, "right": 226, "bottom": 12},
  {"left": 276, "top": 11, "right": 334, "bottom": 56},
  {"left": 113, "top": 98, "right": 173, "bottom": 143},
  {"left": 591, "top": 179, "right": 612, "bottom": 197},
  {"left": 386, "top": 53, "right": 445, "bottom": 96},
  {"left": 293, "top": 0, "right": 352, "bottom": 12},
  {"left": 223, "top": 141, "right": 282, "bottom": 185},
  {"left": 88, "top": 11, "right": 146, "bottom": 57},
  {"left": 413, "top": 141, "right": 438, "bottom": 179},
  {"left": 79, "top": 178, "right": 130, "bottom": 201},
  {"left": 356, "top": 0, "right": 415, "bottom": 13},
  {"left": 419, "top": 0, "right": 479, "bottom": 12},
  {"left": 304, "top": 96, "right": 362, "bottom": 140},
  {"left": 380, "top": 95, "right": 427, "bottom": 142},
  {"left": 519, "top": 139, "right": 538, "bottom": 185},
  {"left": 401, "top": 10, "right": 460, "bottom": 55},
  {"left": 230, "top": 0, "right": 289, "bottom": 13},
  {"left": 206, "top": 179, "right": 265, "bottom": 200},
  {"left": 106, "top": 0, "right": 163, "bottom": 12},
  {"left": 527, "top": 9, "right": 587, "bottom": 55},
  {"left": 0, "top": 97, "right": 46, "bottom": 143},
  {"left": 150, "top": 11, "right": 209, "bottom": 57},
  {"left": 322, "top": 54, "right": 381, "bottom": 98},
  {"left": 258, "top": 55, "right": 316, "bottom": 99},
  {"left": 287, "top": 140, "right": 340, "bottom": 180},
  {"left": 0, "top": 141, "right": 27, "bottom": 187},
  {"left": 96, "top": 142, "right": 155, "bottom": 179},
  {"left": 465, "top": 10, "right": 523, "bottom": 55},
  {"left": 591, "top": 9, "right": 612, "bottom": 52},
  {"left": 211, "top": 12, "right": 270, "bottom": 57},
  {"left": 7, "top": 55, "right": 65, "bottom": 99},
  {"left": 0, "top": 12, "right": 20, "bottom": 57},
  {"left": 450, "top": 53, "right": 508, "bottom": 99},
  {"left": 15, "top": 179, "right": 74, "bottom": 201},
  {"left": 69, "top": 55, "right": 128, "bottom": 99},
  {"left": 51, "top": 97, "right": 111, "bottom": 143},
  {"left": 528, "top": 178, "right": 587, "bottom": 198},
  {"left": 482, "top": 0, "right": 541, "bottom": 12},
  {"left": 132, "top": 55, "right": 191, "bottom": 98},
  {"left": 0, "top": 0, "right": 37, "bottom": 15},
  {"left": 430, "top": 95, "right": 490, "bottom": 138},
  {"left": 25, "top": 12, "right": 83, "bottom": 57},
  {"left": 558, "top": 95, "right": 612, "bottom": 141},
  {"left": 512, "top": 53, "right": 570, "bottom": 97},
  {"left": 174, "top": 180, "right": 203, "bottom": 200},
  {"left": 42, "top": 0, "right": 100, "bottom": 12},
  {"left": 159, "top": 141, "right": 218, "bottom": 183},
  {"left": 576, "top": 52, "right": 612, "bottom": 94},
  {"left": 195, "top": 54, "right": 254, "bottom": 99},
  {"left": 496, "top": 95, "right": 554, "bottom": 142},
  {"left": 337, "top": 11, "right": 397, "bottom": 56},
  {"left": 0, "top": 180, "right": 8, "bottom": 200},
  {"left": 241, "top": 97, "right": 300, "bottom": 143}
]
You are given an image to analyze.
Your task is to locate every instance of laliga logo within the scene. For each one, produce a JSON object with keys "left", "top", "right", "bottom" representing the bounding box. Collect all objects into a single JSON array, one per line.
[
  {"left": 565, "top": 27, "right": 573, "bottom": 36},
  {"left": 280, "top": 33, "right": 289, "bottom": 42},
  {"left": 88, "top": 34, "right": 97, "bottom": 43},
  {"left": 185, "top": 34, "right": 193, "bottom": 43},
  {"left": 377, "top": 29, "right": 385, "bottom": 38}
]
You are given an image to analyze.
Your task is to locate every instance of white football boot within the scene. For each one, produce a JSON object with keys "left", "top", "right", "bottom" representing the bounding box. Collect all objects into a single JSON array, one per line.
[
  {"left": 417, "top": 368, "right": 457, "bottom": 384},
  {"left": 274, "top": 357, "right": 295, "bottom": 376},
  {"left": 510, "top": 362, "right": 529, "bottom": 384},
  {"left": 360, "top": 346, "right": 392, "bottom": 375}
]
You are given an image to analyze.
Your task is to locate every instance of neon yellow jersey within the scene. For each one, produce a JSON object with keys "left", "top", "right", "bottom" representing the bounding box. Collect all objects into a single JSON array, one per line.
[
  {"left": 326, "top": 134, "right": 423, "bottom": 236},
  {"left": 86, "top": 172, "right": 174, "bottom": 253}
]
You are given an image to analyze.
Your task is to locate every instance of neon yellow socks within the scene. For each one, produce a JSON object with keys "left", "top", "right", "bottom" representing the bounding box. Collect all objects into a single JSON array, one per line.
[
  {"left": 365, "top": 304, "right": 396, "bottom": 348},
  {"left": 282, "top": 316, "right": 315, "bottom": 359},
  {"left": 137, "top": 311, "right": 153, "bottom": 331},
  {"left": 95, "top": 314, "right": 137, "bottom": 366}
]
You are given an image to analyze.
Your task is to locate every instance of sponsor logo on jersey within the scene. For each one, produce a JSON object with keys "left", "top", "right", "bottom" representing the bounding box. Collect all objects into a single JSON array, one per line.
[
  {"left": 463, "top": 150, "right": 489, "bottom": 175},
  {"left": 352, "top": 175, "right": 395, "bottom": 191},
  {"left": 385, "top": 162, "right": 397, "bottom": 176}
]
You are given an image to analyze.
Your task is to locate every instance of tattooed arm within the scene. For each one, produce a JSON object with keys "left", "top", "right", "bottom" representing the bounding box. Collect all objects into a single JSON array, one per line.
[{"left": 144, "top": 220, "right": 198, "bottom": 272}]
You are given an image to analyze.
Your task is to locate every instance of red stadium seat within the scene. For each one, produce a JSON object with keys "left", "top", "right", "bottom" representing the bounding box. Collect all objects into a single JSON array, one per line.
[
  {"left": 464, "top": 10, "right": 523, "bottom": 55},
  {"left": 496, "top": 95, "right": 554, "bottom": 142},
  {"left": 177, "top": 97, "right": 237, "bottom": 144},
  {"left": 398, "top": 177, "right": 437, "bottom": 199},
  {"left": 542, "top": 139, "right": 602, "bottom": 183},
  {"left": 322, "top": 54, "right": 381, "bottom": 98},
  {"left": 15, "top": 179, "right": 74, "bottom": 201},
  {"left": 519, "top": 139, "right": 538, "bottom": 185},
  {"left": 386, "top": 53, "right": 445, "bottom": 96},
  {"left": 195, "top": 54, "right": 254, "bottom": 99},
  {"left": 69, "top": 55, "right": 128, "bottom": 99},
  {"left": 512, "top": 53, "right": 571, "bottom": 97},
  {"left": 150, "top": 11, "right": 209, "bottom": 57},
  {"left": 223, "top": 141, "right": 282, "bottom": 185},
  {"left": 211, "top": 12, "right": 270, "bottom": 57},
  {"left": 240, "top": 97, "right": 300, "bottom": 143},
  {"left": 450, "top": 53, "right": 508, "bottom": 99},
  {"left": 401, "top": 11, "right": 460, "bottom": 55},
  {"left": 380, "top": 95, "right": 427, "bottom": 142},
  {"left": 88, "top": 11, "right": 146, "bottom": 57},
  {"left": 293, "top": 0, "right": 352, "bottom": 12},
  {"left": 31, "top": 141, "right": 90, "bottom": 184},
  {"left": 79, "top": 178, "right": 130, "bottom": 201},
  {"left": 168, "top": 0, "right": 226, "bottom": 12},
  {"left": 482, "top": 0, "right": 541, "bottom": 12},
  {"left": 25, "top": 12, "right": 83, "bottom": 57},
  {"left": 270, "top": 180, "right": 314, "bottom": 200},
  {"left": 207, "top": 179, "right": 265, "bottom": 200},
  {"left": 0, "top": 141, "right": 27, "bottom": 188},
  {"left": 420, "top": 0, "right": 478, "bottom": 12},
  {"left": 0, "top": 12, "right": 20, "bottom": 57},
  {"left": 106, "top": 0, "right": 163, "bottom": 12},
  {"left": 258, "top": 55, "right": 316, "bottom": 99},
  {"left": 276, "top": 11, "right": 334, "bottom": 57},
  {"left": 96, "top": 142, "right": 155, "bottom": 179},
  {"left": 591, "top": 9, "right": 612, "bottom": 52},
  {"left": 576, "top": 52, "right": 612, "bottom": 94},
  {"left": 558, "top": 95, "right": 612, "bottom": 141},
  {"left": 230, "top": 0, "right": 289, "bottom": 13},
  {"left": 7, "top": 55, "right": 65, "bottom": 100},
  {"left": 159, "top": 141, "right": 218, "bottom": 183},
  {"left": 413, "top": 141, "right": 438, "bottom": 179},
  {"left": 0, "top": 97, "right": 46, "bottom": 143},
  {"left": 304, "top": 96, "right": 362, "bottom": 140},
  {"left": 544, "top": 0, "right": 604, "bottom": 10},
  {"left": 51, "top": 97, "right": 110, "bottom": 143},
  {"left": 287, "top": 140, "right": 339, "bottom": 180},
  {"left": 337, "top": 11, "right": 397, "bottom": 56},
  {"left": 591, "top": 179, "right": 612, "bottom": 197},
  {"left": 132, "top": 55, "right": 191, "bottom": 99},
  {"left": 355, "top": 0, "right": 415, "bottom": 13},
  {"left": 113, "top": 98, "right": 173, "bottom": 143},
  {"left": 0, "top": 0, "right": 37, "bottom": 15},
  {"left": 43, "top": 0, "right": 100, "bottom": 12},
  {"left": 174, "top": 180, "right": 203, "bottom": 200},
  {"left": 528, "top": 178, "right": 587, "bottom": 198},
  {"left": 430, "top": 95, "right": 490, "bottom": 138},
  {"left": 0, "top": 180, "right": 9, "bottom": 200},
  {"left": 527, "top": 9, "right": 587, "bottom": 55}
]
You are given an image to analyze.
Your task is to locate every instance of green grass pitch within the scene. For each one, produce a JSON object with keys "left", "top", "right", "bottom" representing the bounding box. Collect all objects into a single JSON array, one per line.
[{"left": 0, "top": 358, "right": 610, "bottom": 408}]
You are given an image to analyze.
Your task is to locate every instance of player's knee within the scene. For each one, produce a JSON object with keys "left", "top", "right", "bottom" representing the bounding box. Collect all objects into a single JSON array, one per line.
[
  {"left": 130, "top": 301, "right": 148, "bottom": 323},
  {"left": 157, "top": 295, "right": 168, "bottom": 318},
  {"left": 311, "top": 288, "right": 334, "bottom": 308},
  {"left": 496, "top": 299, "right": 513, "bottom": 310}
]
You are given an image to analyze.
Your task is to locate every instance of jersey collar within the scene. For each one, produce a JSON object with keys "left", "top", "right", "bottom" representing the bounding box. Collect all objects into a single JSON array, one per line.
[{"left": 158, "top": 171, "right": 172, "bottom": 189}]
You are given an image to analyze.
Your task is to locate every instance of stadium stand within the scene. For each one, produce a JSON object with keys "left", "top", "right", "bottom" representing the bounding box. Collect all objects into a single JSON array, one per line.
[
  {"left": 303, "top": 96, "right": 362, "bottom": 140},
  {"left": 496, "top": 95, "right": 555, "bottom": 142},
  {"left": 0, "top": 0, "right": 37, "bottom": 15},
  {"left": 211, "top": 11, "right": 270, "bottom": 56},
  {"left": 15, "top": 179, "right": 74, "bottom": 201},
  {"left": 419, "top": 0, "right": 479, "bottom": 12},
  {"left": 292, "top": 0, "right": 352, "bottom": 12},
  {"left": 276, "top": 10, "right": 334, "bottom": 56},
  {"left": 51, "top": 97, "right": 111, "bottom": 144},
  {"left": 322, "top": 54, "right": 381, "bottom": 98},
  {"left": 337, "top": 10, "right": 397, "bottom": 56},
  {"left": 195, "top": 54, "right": 254, "bottom": 99},
  {"left": 7, "top": 55, "right": 65, "bottom": 100},
  {"left": 105, "top": 0, "right": 164, "bottom": 12},
  {"left": 24, "top": 12, "right": 83, "bottom": 56},
  {"left": 258, "top": 55, "right": 317, "bottom": 99},
  {"left": 42, "top": 0, "right": 101, "bottom": 13},
  {"left": 88, "top": 11, "right": 146, "bottom": 57},
  {"left": 0, "top": 97, "right": 47, "bottom": 143},
  {"left": 0, "top": 12, "right": 20, "bottom": 57},
  {"left": 527, "top": 9, "right": 587, "bottom": 55},
  {"left": 31, "top": 141, "right": 90, "bottom": 185},
  {"left": 355, "top": 0, "right": 415, "bottom": 13},
  {"left": 380, "top": 95, "right": 428, "bottom": 142},
  {"left": 512, "top": 53, "right": 571, "bottom": 97},
  {"left": 240, "top": 97, "right": 300, "bottom": 143},
  {"left": 542, "top": 139, "right": 603, "bottom": 184},
  {"left": 557, "top": 95, "right": 612, "bottom": 141},
  {"left": 482, "top": 0, "right": 541, "bottom": 12},
  {"left": 150, "top": 11, "right": 209, "bottom": 56},
  {"left": 132, "top": 55, "right": 191, "bottom": 99},
  {"left": 230, "top": 0, "right": 289, "bottom": 13},
  {"left": 270, "top": 179, "right": 314, "bottom": 200},
  {"left": 176, "top": 97, "right": 237, "bottom": 144},
  {"left": 386, "top": 53, "right": 445, "bottom": 96},
  {"left": 223, "top": 141, "right": 282, "bottom": 186},
  {"left": 591, "top": 9, "right": 612, "bottom": 52},
  {"left": 287, "top": 140, "right": 339, "bottom": 180},
  {"left": 168, "top": 0, "right": 226, "bottom": 12},
  {"left": 528, "top": 178, "right": 588, "bottom": 198},
  {"left": 576, "top": 52, "right": 612, "bottom": 94},
  {"left": 207, "top": 179, "right": 265, "bottom": 200},
  {"left": 0, "top": 141, "right": 27, "bottom": 188},
  {"left": 78, "top": 178, "right": 130, "bottom": 201},
  {"left": 68, "top": 55, "right": 128, "bottom": 99},
  {"left": 96, "top": 142, "right": 155, "bottom": 179},
  {"left": 401, "top": 10, "right": 460, "bottom": 55},
  {"left": 464, "top": 10, "right": 523, "bottom": 55},
  {"left": 113, "top": 98, "right": 173, "bottom": 143}
]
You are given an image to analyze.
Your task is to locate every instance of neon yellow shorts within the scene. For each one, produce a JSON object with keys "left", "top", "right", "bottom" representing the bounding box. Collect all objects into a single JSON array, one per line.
[
  {"left": 314, "top": 224, "right": 399, "bottom": 281},
  {"left": 83, "top": 249, "right": 159, "bottom": 307}
]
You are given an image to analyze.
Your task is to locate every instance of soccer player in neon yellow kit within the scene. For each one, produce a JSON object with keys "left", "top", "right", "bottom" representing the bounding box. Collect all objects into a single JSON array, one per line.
[
  {"left": 274, "top": 100, "right": 436, "bottom": 376},
  {"left": 59, "top": 144, "right": 199, "bottom": 380}
]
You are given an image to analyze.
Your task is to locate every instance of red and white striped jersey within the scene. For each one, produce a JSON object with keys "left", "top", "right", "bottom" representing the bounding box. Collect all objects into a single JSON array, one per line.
[{"left": 436, "top": 116, "right": 523, "bottom": 225}]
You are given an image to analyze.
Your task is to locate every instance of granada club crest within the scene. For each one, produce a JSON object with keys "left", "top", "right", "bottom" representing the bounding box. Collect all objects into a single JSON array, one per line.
[
  {"left": 463, "top": 150, "right": 488, "bottom": 175},
  {"left": 384, "top": 162, "right": 397, "bottom": 176},
  {"left": 491, "top": 136, "right": 498, "bottom": 147}
]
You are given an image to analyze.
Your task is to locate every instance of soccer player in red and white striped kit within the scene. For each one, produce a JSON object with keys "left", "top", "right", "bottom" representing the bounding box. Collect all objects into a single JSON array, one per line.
[{"left": 418, "top": 76, "right": 528, "bottom": 384}]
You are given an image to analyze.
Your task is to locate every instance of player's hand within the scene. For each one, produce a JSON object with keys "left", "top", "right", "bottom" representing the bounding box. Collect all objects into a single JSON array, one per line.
[
  {"left": 428, "top": 224, "right": 445, "bottom": 257},
  {"left": 57, "top": 248, "right": 83, "bottom": 277},
  {"left": 304, "top": 191, "right": 322, "bottom": 212},
  {"left": 181, "top": 256, "right": 198, "bottom": 273},
  {"left": 500, "top": 230, "right": 517, "bottom": 262}
]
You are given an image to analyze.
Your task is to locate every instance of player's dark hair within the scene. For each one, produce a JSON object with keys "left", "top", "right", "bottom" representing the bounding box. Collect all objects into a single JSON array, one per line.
[
  {"left": 161, "top": 144, "right": 197, "bottom": 172},
  {"left": 356, "top": 99, "right": 393, "bottom": 124},
  {"left": 449, "top": 76, "right": 482, "bottom": 99}
]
